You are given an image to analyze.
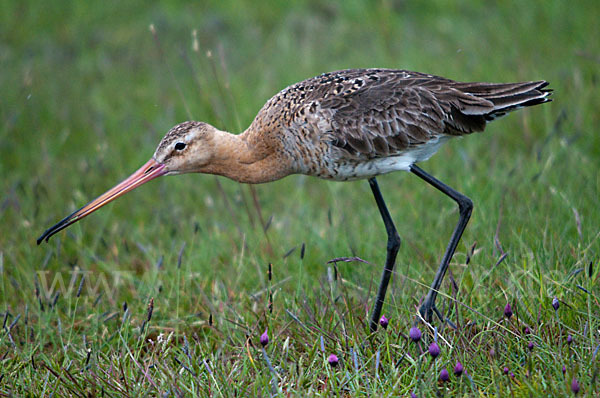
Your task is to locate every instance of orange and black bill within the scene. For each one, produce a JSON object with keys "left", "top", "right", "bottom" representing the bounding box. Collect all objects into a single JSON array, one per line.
[{"left": 37, "top": 158, "right": 166, "bottom": 244}]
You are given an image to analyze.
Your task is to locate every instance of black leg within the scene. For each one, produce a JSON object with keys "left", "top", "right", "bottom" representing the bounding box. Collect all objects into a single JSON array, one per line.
[
  {"left": 368, "top": 177, "right": 401, "bottom": 332},
  {"left": 410, "top": 165, "right": 473, "bottom": 322}
]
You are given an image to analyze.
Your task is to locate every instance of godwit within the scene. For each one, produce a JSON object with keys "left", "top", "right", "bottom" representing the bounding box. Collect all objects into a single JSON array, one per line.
[{"left": 37, "top": 68, "right": 551, "bottom": 331}]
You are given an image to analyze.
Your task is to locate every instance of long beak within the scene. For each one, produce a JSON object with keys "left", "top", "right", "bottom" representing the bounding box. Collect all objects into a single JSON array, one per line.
[{"left": 37, "top": 158, "right": 167, "bottom": 244}]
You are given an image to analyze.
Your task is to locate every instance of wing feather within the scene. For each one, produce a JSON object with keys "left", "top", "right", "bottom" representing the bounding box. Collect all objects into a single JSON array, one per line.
[
  {"left": 303, "top": 69, "right": 551, "bottom": 158},
  {"left": 252, "top": 69, "right": 551, "bottom": 162}
]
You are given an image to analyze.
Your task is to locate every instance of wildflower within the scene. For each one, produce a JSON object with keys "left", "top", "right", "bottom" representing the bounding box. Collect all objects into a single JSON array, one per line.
[
  {"left": 379, "top": 315, "right": 389, "bottom": 329},
  {"left": 328, "top": 354, "right": 339, "bottom": 368},
  {"left": 527, "top": 341, "right": 534, "bottom": 351},
  {"left": 567, "top": 335, "right": 573, "bottom": 345},
  {"left": 562, "top": 365, "right": 567, "bottom": 375},
  {"left": 509, "top": 372, "right": 515, "bottom": 379},
  {"left": 454, "top": 361, "right": 464, "bottom": 377},
  {"left": 409, "top": 326, "right": 422, "bottom": 343},
  {"left": 504, "top": 303, "right": 513, "bottom": 319},
  {"left": 503, "top": 366, "right": 509, "bottom": 375},
  {"left": 260, "top": 329, "right": 269, "bottom": 347},
  {"left": 428, "top": 342, "right": 440, "bottom": 359},
  {"left": 571, "top": 377, "right": 580, "bottom": 395},
  {"left": 552, "top": 297, "right": 560, "bottom": 311},
  {"left": 524, "top": 327, "right": 531, "bottom": 335},
  {"left": 439, "top": 368, "right": 450, "bottom": 382}
]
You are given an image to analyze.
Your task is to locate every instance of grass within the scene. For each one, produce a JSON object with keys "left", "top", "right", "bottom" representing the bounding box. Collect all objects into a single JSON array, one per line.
[{"left": 1, "top": 0, "right": 599, "bottom": 395}]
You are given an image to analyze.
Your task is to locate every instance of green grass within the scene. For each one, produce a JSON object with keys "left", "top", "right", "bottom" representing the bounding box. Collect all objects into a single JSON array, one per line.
[{"left": 1, "top": 0, "right": 599, "bottom": 395}]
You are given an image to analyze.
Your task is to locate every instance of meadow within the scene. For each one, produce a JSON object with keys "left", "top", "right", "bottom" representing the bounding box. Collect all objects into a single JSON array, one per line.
[{"left": 1, "top": 0, "right": 599, "bottom": 395}]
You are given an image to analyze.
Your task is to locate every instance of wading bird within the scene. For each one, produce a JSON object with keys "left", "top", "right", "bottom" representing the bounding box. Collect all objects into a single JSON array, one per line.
[{"left": 38, "top": 68, "right": 551, "bottom": 331}]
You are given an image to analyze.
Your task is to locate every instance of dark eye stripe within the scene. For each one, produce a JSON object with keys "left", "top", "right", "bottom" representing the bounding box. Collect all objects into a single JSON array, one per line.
[{"left": 174, "top": 142, "right": 186, "bottom": 151}]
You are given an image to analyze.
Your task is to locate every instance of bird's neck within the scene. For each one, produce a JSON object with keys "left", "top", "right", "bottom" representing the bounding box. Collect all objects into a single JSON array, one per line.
[{"left": 202, "top": 128, "right": 291, "bottom": 184}]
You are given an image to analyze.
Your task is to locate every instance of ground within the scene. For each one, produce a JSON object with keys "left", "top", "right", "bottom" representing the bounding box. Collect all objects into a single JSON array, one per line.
[{"left": 1, "top": 0, "right": 599, "bottom": 396}]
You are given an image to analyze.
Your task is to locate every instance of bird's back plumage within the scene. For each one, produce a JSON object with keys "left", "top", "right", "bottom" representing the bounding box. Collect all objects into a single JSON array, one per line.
[{"left": 245, "top": 68, "right": 551, "bottom": 180}]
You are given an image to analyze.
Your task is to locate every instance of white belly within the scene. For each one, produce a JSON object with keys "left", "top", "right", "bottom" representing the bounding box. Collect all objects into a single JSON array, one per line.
[{"left": 330, "top": 136, "right": 450, "bottom": 181}]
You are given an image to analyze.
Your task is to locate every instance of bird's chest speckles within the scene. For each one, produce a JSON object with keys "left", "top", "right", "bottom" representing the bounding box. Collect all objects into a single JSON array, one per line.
[
  {"left": 280, "top": 121, "right": 331, "bottom": 175},
  {"left": 274, "top": 106, "right": 372, "bottom": 180},
  {"left": 255, "top": 97, "right": 332, "bottom": 174}
]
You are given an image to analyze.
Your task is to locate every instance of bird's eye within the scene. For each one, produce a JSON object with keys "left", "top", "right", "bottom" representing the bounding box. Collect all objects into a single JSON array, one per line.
[{"left": 174, "top": 142, "right": 186, "bottom": 151}]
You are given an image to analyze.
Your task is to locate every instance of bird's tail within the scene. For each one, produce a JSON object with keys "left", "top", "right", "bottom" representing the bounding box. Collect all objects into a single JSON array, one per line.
[{"left": 456, "top": 80, "right": 552, "bottom": 121}]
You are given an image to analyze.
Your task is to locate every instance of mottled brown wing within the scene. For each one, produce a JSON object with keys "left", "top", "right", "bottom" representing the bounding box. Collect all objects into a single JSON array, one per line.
[
  {"left": 314, "top": 69, "right": 549, "bottom": 159},
  {"left": 316, "top": 70, "right": 487, "bottom": 159}
]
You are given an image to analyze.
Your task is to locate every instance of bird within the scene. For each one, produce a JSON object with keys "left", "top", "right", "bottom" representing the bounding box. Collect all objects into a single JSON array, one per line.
[{"left": 37, "top": 68, "right": 551, "bottom": 331}]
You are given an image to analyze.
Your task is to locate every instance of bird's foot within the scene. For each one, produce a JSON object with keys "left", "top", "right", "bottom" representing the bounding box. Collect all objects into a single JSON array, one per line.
[
  {"left": 417, "top": 301, "right": 459, "bottom": 330},
  {"left": 418, "top": 299, "right": 444, "bottom": 325}
]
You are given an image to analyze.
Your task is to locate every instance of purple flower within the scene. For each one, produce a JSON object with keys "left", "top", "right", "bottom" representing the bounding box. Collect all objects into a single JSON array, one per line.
[
  {"left": 379, "top": 315, "right": 389, "bottom": 329},
  {"left": 428, "top": 342, "right": 440, "bottom": 359},
  {"left": 439, "top": 368, "right": 450, "bottom": 382},
  {"left": 509, "top": 372, "right": 515, "bottom": 379},
  {"left": 504, "top": 303, "right": 513, "bottom": 319},
  {"left": 567, "top": 335, "right": 573, "bottom": 345},
  {"left": 528, "top": 341, "right": 534, "bottom": 351},
  {"left": 503, "top": 366, "right": 509, "bottom": 375},
  {"left": 410, "top": 393, "right": 417, "bottom": 398},
  {"left": 454, "top": 361, "right": 464, "bottom": 377},
  {"left": 260, "top": 329, "right": 269, "bottom": 347},
  {"left": 328, "top": 354, "right": 339, "bottom": 367},
  {"left": 571, "top": 377, "right": 580, "bottom": 395},
  {"left": 409, "top": 326, "right": 422, "bottom": 343},
  {"left": 552, "top": 297, "right": 560, "bottom": 311},
  {"left": 524, "top": 327, "right": 531, "bottom": 335},
  {"left": 562, "top": 365, "right": 567, "bottom": 375}
]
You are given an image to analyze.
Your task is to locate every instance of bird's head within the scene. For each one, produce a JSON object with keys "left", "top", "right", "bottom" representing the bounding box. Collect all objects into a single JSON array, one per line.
[
  {"left": 153, "top": 121, "right": 220, "bottom": 175},
  {"left": 37, "top": 121, "right": 220, "bottom": 244}
]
